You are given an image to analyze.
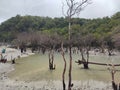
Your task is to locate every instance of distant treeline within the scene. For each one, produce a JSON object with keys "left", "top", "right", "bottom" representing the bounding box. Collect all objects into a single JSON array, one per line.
[{"left": 0, "top": 12, "right": 120, "bottom": 50}]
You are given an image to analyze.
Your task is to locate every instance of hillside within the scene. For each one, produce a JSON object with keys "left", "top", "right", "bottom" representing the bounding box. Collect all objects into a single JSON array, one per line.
[{"left": 0, "top": 12, "right": 120, "bottom": 42}]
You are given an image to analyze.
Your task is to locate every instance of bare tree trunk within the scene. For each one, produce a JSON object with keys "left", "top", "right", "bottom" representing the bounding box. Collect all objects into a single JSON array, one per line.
[
  {"left": 62, "top": 0, "right": 91, "bottom": 89},
  {"left": 86, "top": 47, "right": 89, "bottom": 69},
  {"left": 68, "top": 46, "right": 73, "bottom": 90},
  {"left": 51, "top": 50, "right": 54, "bottom": 68},
  {"left": 86, "top": 47, "right": 89, "bottom": 63},
  {"left": 52, "top": 50, "right": 56, "bottom": 69},
  {"left": 108, "top": 49, "right": 113, "bottom": 56},
  {"left": 41, "top": 47, "right": 46, "bottom": 54},
  {"left": 101, "top": 43, "right": 105, "bottom": 53},
  {"left": 61, "top": 43, "right": 66, "bottom": 90},
  {"left": 48, "top": 49, "right": 55, "bottom": 70},
  {"left": 48, "top": 50, "right": 51, "bottom": 69},
  {"left": 108, "top": 64, "right": 117, "bottom": 90},
  {"left": 80, "top": 48, "right": 85, "bottom": 61},
  {"left": 112, "top": 81, "right": 117, "bottom": 90},
  {"left": 68, "top": 20, "right": 73, "bottom": 90},
  {"left": 79, "top": 48, "right": 89, "bottom": 69},
  {"left": 111, "top": 72, "right": 117, "bottom": 90}
]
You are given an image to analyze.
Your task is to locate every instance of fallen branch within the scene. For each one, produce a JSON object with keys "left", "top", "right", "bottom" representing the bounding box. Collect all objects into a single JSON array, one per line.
[{"left": 75, "top": 60, "right": 120, "bottom": 66}]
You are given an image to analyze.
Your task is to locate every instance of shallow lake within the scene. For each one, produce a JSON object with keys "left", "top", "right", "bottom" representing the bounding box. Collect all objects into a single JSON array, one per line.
[{"left": 8, "top": 52, "right": 120, "bottom": 83}]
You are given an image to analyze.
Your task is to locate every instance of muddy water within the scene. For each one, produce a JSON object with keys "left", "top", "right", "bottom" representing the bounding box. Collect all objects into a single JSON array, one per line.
[{"left": 8, "top": 52, "right": 120, "bottom": 83}]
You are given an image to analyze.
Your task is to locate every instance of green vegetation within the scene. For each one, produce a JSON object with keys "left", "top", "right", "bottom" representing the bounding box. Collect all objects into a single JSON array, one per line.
[{"left": 0, "top": 12, "right": 120, "bottom": 45}]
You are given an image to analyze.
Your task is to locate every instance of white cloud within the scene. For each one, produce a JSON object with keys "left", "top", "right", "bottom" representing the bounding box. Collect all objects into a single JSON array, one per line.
[
  {"left": 78, "top": 0, "right": 120, "bottom": 18},
  {"left": 0, "top": 0, "right": 120, "bottom": 23}
]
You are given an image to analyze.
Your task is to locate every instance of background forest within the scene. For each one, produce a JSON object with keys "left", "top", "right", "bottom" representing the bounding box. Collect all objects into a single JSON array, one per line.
[{"left": 0, "top": 12, "right": 120, "bottom": 50}]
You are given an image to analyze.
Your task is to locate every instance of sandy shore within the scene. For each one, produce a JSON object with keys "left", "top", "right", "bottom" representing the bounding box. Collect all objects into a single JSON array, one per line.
[{"left": 0, "top": 78, "right": 113, "bottom": 90}]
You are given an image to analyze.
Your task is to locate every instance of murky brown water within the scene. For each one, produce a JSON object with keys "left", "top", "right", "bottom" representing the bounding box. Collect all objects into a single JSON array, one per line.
[{"left": 8, "top": 52, "right": 120, "bottom": 83}]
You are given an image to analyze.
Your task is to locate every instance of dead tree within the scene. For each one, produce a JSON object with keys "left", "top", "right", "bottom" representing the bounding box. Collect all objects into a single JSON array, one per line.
[
  {"left": 48, "top": 49, "right": 56, "bottom": 70},
  {"left": 0, "top": 54, "right": 7, "bottom": 63},
  {"left": 107, "top": 64, "right": 117, "bottom": 90},
  {"left": 74, "top": 34, "right": 94, "bottom": 69},
  {"left": 45, "top": 36, "right": 56, "bottom": 70},
  {"left": 13, "top": 32, "right": 30, "bottom": 53},
  {"left": 112, "top": 33, "right": 120, "bottom": 51},
  {"left": 45, "top": 33, "right": 61, "bottom": 70},
  {"left": 81, "top": 34, "right": 94, "bottom": 69},
  {"left": 79, "top": 47, "right": 86, "bottom": 68},
  {"left": 98, "top": 36, "right": 107, "bottom": 54},
  {"left": 62, "top": 0, "right": 91, "bottom": 89},
  {"left": 79, "top": 46, "right": 90, "bottom": 69},
  {"left": 61, "top": 43, "right": 67, "bottom": 90}
]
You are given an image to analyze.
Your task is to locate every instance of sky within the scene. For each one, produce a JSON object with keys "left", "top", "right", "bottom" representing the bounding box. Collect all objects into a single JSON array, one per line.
[{"left": 0, "top": 0, "right": 120, "bottom": 23}]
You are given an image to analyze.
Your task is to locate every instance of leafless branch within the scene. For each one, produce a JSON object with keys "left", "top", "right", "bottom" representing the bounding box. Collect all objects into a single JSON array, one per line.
[
  {"left": 62, "top": 2, "right": 67, "bottom": 17},
  {"left": 63, "top": 0, "right": 91, "bottom": 17}
]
